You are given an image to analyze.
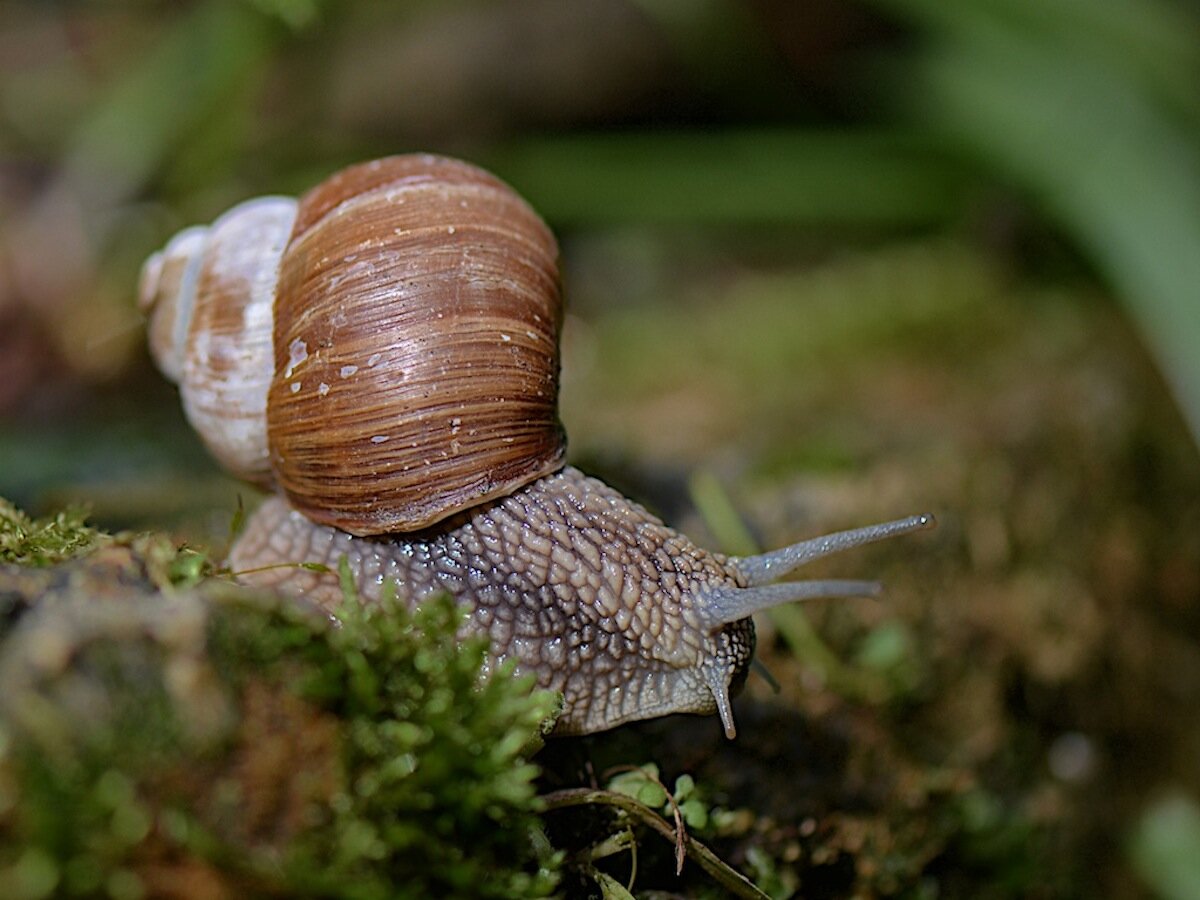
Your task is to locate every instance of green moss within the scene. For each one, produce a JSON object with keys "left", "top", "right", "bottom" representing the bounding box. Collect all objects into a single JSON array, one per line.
[
  {"left": 0, "top": 548, "right": 560, "bottom": 898},
  {"left": 0, "top": 498, "right": 107, "bottom": 565},
  {"left": 283, "top": 590, "right": 561, "bottom": 898}
]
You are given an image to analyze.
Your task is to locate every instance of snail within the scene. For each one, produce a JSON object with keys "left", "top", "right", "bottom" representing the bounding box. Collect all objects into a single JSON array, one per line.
[{"left": 139, "top": 153, "right": 934, "bottom": 738}]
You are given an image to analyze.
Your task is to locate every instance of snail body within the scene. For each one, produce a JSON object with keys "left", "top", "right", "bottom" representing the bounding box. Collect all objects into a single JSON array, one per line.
[{"left": 142, "top": 154, "right": 933, "bottom": 738}]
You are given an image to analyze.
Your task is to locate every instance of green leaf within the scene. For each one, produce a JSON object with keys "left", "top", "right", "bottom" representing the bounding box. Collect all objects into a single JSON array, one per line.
[
  {"left": 593, "top": 869, "right": 637, "bottom": 900},
  {"left": 1129, "top": 794, "right": 1200, "bottom": 900}
]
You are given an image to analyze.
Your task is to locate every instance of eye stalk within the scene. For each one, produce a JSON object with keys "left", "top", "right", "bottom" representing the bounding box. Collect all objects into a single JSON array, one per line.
[
  {"left": 698, "top": 513, "right": 937, "bottom": 739},
  {"left": 697, "top": 514, "right": 936, "bottom": 631}
]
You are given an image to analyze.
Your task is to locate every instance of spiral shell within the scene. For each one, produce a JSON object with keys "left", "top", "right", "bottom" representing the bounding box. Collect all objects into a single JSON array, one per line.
[
  {"left": 140, "top": 197, "right": 296, "bottom": 485},
  {"left": 140, "top": 154, "right": 566, "bottom": 535}
]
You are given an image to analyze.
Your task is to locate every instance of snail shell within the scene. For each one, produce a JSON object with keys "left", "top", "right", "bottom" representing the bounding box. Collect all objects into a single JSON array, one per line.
[{"left": 139, "top": 154, "right": 565, "bottom": 535}]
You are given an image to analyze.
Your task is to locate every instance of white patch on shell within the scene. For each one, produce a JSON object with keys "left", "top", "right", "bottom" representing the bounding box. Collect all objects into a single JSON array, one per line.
[
  {"left": 283, "top": 339, "right": 308, "bottom": 377},
  {"left": 340, "top": 365, "right": 359, "bottom": 378}
]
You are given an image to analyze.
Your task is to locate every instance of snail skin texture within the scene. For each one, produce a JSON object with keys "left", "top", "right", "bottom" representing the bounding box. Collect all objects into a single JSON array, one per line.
[{"left": 141, "top": 153, "right": 934, "bottom": 738}]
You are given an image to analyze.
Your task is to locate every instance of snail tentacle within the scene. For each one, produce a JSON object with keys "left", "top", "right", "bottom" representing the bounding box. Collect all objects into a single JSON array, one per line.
[
  {"left": 705, "top": 665, "right": 740, "bottom": 739},
  {"left": 729, "top": 513, "right": 936, "bottom": 587},
  {"left": 697, "top": 579, "right": 883, "bottom": 631}
]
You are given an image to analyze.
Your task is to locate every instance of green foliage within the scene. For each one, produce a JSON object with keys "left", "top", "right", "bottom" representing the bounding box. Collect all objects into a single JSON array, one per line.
[
  {"left": 742, "top": 844, "right": 799, "bottom": 900},
  {"left": 1129, "top": 793, "right": 1200, "bottom": 900},
  {"left": 606, "top": 764, "right": 711, "bottom": 831},
  {"left": 163, "top": 547, "right": 213, "bottom": 587},
  {"left": 0, "top": 591, "right": 217, "bottom": 899},
  {"left": 285, "top": 589, "right": 561, "bottom": 898},
  {"left": 0, "top": 497, "right": 106, "bottom": 565},
  {"left": 541, "top": 779, "right": 770, "bottom": 899},
  {"left": 937, "top": 786, "right": 1051, "bottom": 896},
  {"left": 0, "top": 560, "right": 560, "bottom": 899},
  {"left": 871, "top": 0, "right": 1200, "bottom": 445},
  {"left": 244, "top": 0, "right": 326, "bottom": 30}
]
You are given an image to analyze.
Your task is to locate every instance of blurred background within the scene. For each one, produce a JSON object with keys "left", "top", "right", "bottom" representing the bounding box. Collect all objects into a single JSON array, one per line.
[{"left": 2, "top": 1, "right": 1200, "bottom": 896}]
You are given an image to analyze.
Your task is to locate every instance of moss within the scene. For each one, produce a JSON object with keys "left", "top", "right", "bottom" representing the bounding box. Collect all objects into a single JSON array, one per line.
[
  {"left": 0, "top": 498, "right": 107, "bottom": 566},
  {"left": 0, "top": 541, "right": 560, "bottom": 898},
  {"left": 251, "top": 589, "right": 562, "bottom": 898}
]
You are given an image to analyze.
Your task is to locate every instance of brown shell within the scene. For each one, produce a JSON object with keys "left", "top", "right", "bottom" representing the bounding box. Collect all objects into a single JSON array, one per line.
[{"left": 266, "top": 154, "right": 566, "bottom": 535}]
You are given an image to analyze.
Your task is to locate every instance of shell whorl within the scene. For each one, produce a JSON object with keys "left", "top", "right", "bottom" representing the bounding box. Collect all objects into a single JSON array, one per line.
[
  {"left": 140, "top": 154, "right": 566, "bottom": 534},
  {"left": 140, "top": 197, "right": 298, "bottom": 484},
  {"left": 268, "top": 155, "right": 565, "bottom": 535}
]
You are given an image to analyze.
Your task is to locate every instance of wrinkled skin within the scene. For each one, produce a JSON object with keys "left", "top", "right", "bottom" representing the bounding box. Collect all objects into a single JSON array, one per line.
[{"left": 229, "top": 466, "right": 756, "bottom": 736}]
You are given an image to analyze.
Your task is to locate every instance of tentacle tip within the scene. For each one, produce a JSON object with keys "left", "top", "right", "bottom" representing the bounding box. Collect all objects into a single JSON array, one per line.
[
  {"left": 719, "top": 709, "right": 737, "bottom": 740},
  {"left": 708, "top": 672, "right": 738, "bottom": 739},
  {"left": 915, "top": 512, "right": 937, "bottom": 530}
]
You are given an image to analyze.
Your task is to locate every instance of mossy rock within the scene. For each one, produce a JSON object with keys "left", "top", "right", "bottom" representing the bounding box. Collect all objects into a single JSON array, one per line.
[{"left": 0, "top": 524, "right": 559, "bottom": 900}]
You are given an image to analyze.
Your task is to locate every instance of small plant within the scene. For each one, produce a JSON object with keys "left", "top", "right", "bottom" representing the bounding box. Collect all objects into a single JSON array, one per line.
[
  {"left": 0, "top": 498, "right": 105, "bottom": 565},
  {"left": 282, "top": 582, "right": 562, "bottom": 898},
  {"left": 542, "top": 764, "right": 769, "bottom": 899}
]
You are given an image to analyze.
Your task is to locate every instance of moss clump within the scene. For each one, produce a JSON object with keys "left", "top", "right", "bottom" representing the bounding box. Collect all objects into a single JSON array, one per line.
[
  {"left": 0, "top": 498, "right": 106, "bottom": 565},
  {"left": 0, "top": 544, "right": 559, "bottom": 899},
  {"left": 261, "top": 588, "right": 562, "bottom": 898}
]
